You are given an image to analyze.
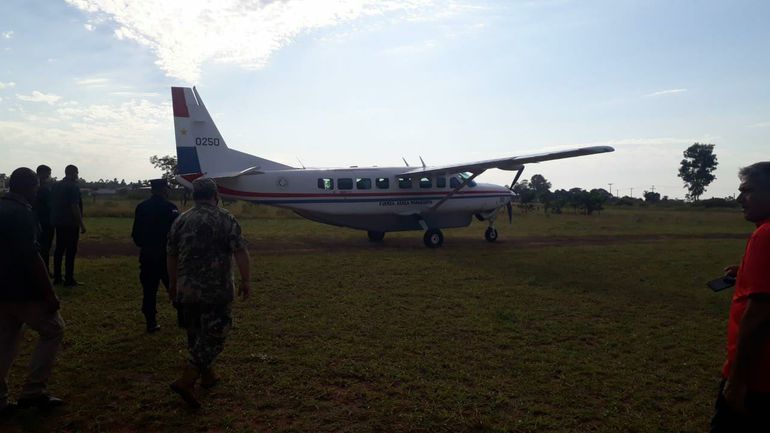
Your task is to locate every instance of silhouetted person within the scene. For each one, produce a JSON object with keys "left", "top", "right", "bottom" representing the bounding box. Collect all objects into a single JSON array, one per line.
[
  {"left": 34, "top": 165, "right": 54, "bottom": 276},
  {"left": 0, "top": 167, "right": 65, "bottom": 414},
  {"left": 711, "top": 161, "right": 770, "bottom": 432},
  {"left": 50, "top": 165, "right": 86, "bottom": 286},
  {"left": 131, "top": 179, "right": 179, "bottom": 332}
]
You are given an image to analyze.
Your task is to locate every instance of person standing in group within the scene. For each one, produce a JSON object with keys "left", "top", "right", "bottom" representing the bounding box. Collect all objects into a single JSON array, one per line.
[
  {"left": 131, "top": 179, "right": 179, "bottom": 333},
  {"left": 50, "top": 165, "right": 86, "bottom": 286},
  {"left": 711, "top": 161, "right": 770, "bottom": 432},
  {"left": 34, "top": 165, "right": 54, "bottom": 276},
  {"left": 0, "top": 168, "right": 65, "bottom": 414},
  {"left": 166, "top": 178, "right": 250, "bottom": 409}
]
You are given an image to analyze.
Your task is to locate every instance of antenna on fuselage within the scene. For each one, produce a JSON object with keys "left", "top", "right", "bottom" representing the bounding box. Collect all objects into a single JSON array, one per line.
[
  {"left": 419, "top": 156, "right": 426, "bottom": 168},
  {"left": 296, "top": 157, "right": 306, "bottom": 169},
  {"left": 402, "top": 157, "right": 410, "bottom": 167}
]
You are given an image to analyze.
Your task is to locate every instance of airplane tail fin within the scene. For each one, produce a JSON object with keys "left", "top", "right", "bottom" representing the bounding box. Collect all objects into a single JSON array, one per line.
[{"left": 171, "top": 87, "right": 292, "bottom": 178}]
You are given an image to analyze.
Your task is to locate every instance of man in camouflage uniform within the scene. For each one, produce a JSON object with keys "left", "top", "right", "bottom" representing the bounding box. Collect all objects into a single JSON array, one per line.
[{"left": 166, "top": 178, "right": 250, "bottom": 408}]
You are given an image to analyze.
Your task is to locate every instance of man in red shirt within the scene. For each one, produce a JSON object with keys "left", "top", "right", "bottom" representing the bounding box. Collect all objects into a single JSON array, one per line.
[{"left": 711, "top": 161, "right": 770, "bottom": 432}]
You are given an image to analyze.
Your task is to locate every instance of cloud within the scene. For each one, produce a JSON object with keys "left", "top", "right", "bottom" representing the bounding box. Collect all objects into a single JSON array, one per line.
[
  {"left": 110, "top": 91, "right": 161, "bottom": 97},
  {"left": 382, "top": 40, "right": 437, "bottom": 55},
  {"left": 2, "top": 31, "right": 13, "bottom": 39},
  {"left": 0, "top": 98, "right": 172, "bottom": 180},
  {"left": 16, "top": 91, "right": 62, "bottom": 105},
  {"left": 643, "top": 88, "right": 687, "bottom": 98},
  {"left": 75, "top": 77, "right": 110, "bottom": 86},
  {"left": 748, "top": 121, "right": 770, "bottom": 128},
  {"left": 65, "top": 0, "right": 438, "bottom": 83},
  {"left": 0, "top": 81, "right": 16, "bottom": 90},
  {"left": 84, "top": 23, "right": 95, "bottom": 31}
]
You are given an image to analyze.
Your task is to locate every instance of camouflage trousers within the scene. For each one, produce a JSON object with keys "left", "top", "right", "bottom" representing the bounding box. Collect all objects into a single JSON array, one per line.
[{"left": 180, "top": 303, "right": 232, "bottom": 370}]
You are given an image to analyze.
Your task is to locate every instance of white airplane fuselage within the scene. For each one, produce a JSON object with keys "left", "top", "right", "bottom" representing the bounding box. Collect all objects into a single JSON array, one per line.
[{"left": 181, "top": 168, "right": 513, "bottom": 232}]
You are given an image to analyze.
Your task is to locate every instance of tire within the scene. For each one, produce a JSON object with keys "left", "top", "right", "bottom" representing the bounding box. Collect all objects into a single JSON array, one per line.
[
  {"left": 367, "top": 231, "right": 385, "bottom": 242},
  {"left": 423, "top": 229, "right": 444, "bottom": 248},
  {"left": 485, "top": 227, "right": 498, "bottom": 242}
]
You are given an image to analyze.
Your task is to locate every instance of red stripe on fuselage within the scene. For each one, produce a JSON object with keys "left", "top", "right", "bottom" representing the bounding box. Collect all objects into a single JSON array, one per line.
[
  {"left": 171, "top": 87, "right": 189, "bottom": 118},
  {"left": 181, "top": 173, "right": 204, "bottom": 182},
  {"left": 217, "top": 185, "right": 503, "bottom": 198}
]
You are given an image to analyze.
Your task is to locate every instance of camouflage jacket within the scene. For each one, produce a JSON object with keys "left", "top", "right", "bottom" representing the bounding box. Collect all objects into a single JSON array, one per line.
[{"left": 167, "top": 203, "right": 246, "bottom": 304}]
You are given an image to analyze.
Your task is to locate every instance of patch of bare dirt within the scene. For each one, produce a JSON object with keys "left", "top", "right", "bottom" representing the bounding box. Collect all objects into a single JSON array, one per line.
[{"left": 76, "top": 232, "right": 747, "bottom": 258}]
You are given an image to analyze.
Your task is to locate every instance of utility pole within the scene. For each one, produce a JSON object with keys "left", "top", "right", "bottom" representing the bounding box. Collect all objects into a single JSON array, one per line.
[
  {"left": 630, "top": 187, "right": 634, "bottom": 198},
  {"left": 651, "top": 185, "right": 655, "bottom": 193},
  {"left": 608, "top": 183, "right": 614, "bottom": 197}
]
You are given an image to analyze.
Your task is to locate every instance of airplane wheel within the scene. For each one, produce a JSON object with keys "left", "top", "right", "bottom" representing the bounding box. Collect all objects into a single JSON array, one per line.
[
  {"left": 367, "top": 231, "right": 385, "bottom": 242},
  {"left": 485, "top": 227, "right": 498, "bottom": 242},
  {"left": 423, "top": 229, "right": 444, "bottom": 248}
]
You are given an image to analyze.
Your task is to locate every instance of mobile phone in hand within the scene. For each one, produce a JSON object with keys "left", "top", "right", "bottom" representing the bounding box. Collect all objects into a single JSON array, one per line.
[{"left": 707, "top": 276, "right": 736, "bottom": 292}]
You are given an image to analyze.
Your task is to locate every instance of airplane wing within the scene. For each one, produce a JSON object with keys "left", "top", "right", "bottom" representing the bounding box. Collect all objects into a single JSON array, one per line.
[{"left": 398, "top": 146, "right": 614, "bottom": 177}]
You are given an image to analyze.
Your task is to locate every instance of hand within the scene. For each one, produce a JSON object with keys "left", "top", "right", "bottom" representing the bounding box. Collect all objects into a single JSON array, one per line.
[
  {"left": 167, "top": 283, "right": 177, "bottom": 302},
  {"left": 724, "top": 265, "right": 739, "bottom": 278},
  {"left": 239, "top": 279, "right": 251, "bottom": 301},
  {"left": 80, "top": 224, "right": 87, "bottom": 234},
  {"left": 723, "top": 380, "right": 748, "bottom": 414}
]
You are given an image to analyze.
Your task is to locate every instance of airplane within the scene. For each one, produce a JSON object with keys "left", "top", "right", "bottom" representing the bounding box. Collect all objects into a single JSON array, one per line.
[{"left": 171, "top": 87, "right": 614, "bottom": 248}]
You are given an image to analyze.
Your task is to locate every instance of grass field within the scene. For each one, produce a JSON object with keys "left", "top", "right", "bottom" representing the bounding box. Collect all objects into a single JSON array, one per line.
[{"left": 0, "top": 202, "right": 754, "bottom": 432}]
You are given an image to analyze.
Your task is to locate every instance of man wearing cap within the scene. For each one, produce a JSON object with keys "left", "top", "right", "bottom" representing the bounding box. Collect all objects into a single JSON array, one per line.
[
  {"left": 166, "top": 178, "right": 250, "bottom": 408},
  {"left": 131, "top": 179, "right": 179, "bottom": 333},
  {"left": 50, "top": 164, "right": 86, "bottom": 286},
  {"left": 1, "top": 167, "right": 65, "bottom": 413}
]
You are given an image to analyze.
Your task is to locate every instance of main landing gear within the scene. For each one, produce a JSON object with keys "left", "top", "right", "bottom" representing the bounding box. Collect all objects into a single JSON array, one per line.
[
  {"left": 423, "top": 228, "right": 444, "bottom": 248},
  {"left": 367, "top": 231, "right": 385, "bottom": 242}
]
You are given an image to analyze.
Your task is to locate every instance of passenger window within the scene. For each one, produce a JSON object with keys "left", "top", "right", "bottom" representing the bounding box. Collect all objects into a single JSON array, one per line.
[
  {"left": 376, "top": 177, "right": 389, "bottom": 189},
  {"left": 338, "top": 178, "right": 353, "bottom": 190},
  {"left": 318, "top": 178, "right": 334, "bottom": 190},
  {"left": 419, "top": 177, "right": 432, "bottom": 188},
  {"left": 436, "top": 177, "right": 446, "bottom": 188},
  {"left": 398, "top": 176, "right": 412, "bottom": 189},
  {"left": 450, "top": 176, "right": 461, "bottom": 188},
  {"left": 356, "top": 178, "right": 372, "bottom": 190}
]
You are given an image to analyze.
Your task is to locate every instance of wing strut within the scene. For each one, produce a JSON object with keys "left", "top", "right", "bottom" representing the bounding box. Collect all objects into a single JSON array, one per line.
[{"left": 428, "top": 170, "right": 485, "bottom": 212}]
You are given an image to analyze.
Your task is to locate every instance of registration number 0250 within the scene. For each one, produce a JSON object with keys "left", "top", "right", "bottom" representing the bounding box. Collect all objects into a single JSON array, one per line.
[{"left": 195, "top": 137, "right": 220, "bottom": 146}]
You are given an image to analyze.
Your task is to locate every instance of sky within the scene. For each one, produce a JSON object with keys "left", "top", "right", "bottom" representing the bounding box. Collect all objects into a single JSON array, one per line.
[{"left": 1, "top": 0, "right": 768, "bottom": 199}]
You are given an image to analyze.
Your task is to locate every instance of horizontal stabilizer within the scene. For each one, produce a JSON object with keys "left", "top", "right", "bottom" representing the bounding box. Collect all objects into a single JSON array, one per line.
[{"left": 200, "top": 166, "right": 263, "bottom": 179}]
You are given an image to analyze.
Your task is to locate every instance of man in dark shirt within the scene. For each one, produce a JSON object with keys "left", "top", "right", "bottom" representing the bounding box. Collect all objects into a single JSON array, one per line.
[
  {"left": 0, "top": 168, "right": 65, "bottom": 413},
  {"left": 50, "top": 164, "right": 86, "bottom": 286},
  {"left": 131, "top": 179, "right": 179, "bottom": 332},
  {"left": 34, "top": 165, "right": 54, "bottom": 276}
]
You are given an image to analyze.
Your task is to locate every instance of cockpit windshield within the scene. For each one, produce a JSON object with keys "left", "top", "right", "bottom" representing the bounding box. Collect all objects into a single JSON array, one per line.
[{"left": 454, "top": 172, "right": 477, "bottom": 187}]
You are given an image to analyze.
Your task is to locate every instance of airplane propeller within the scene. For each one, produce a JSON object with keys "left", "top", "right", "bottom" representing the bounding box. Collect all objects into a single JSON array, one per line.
[{"left": 506, "top": 202, "right": 513, "bottom": 224}]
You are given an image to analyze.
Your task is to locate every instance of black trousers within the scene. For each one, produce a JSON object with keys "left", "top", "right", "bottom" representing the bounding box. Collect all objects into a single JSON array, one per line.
[
  {"left": 139, "top": 254, "right": 169, "bottom": 325},
  {"left": 53, "top": 226, "right": 79, "bottom": 282},
  {"left": 711, "top": 380, "right": 770, "bottom": 433},
  {"left": 39, "top": 224, "right": 55, "bottom": 273}
]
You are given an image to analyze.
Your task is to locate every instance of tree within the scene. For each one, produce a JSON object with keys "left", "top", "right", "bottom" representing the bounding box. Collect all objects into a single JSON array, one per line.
[
  {"left": 512, "top": 180, "right": 537, "bottom": 212},
  {"left": 150, "top": 155, "right": 178, "bottom": 185},
  {"left": 529, "top": 174, "right": 553, "bottom": 212},
  {"left": 678, "top": 143, "right": 718, "bottom": 201},
  {"left": 643, "top": 191, "right": 661, "bottom": 203}
]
